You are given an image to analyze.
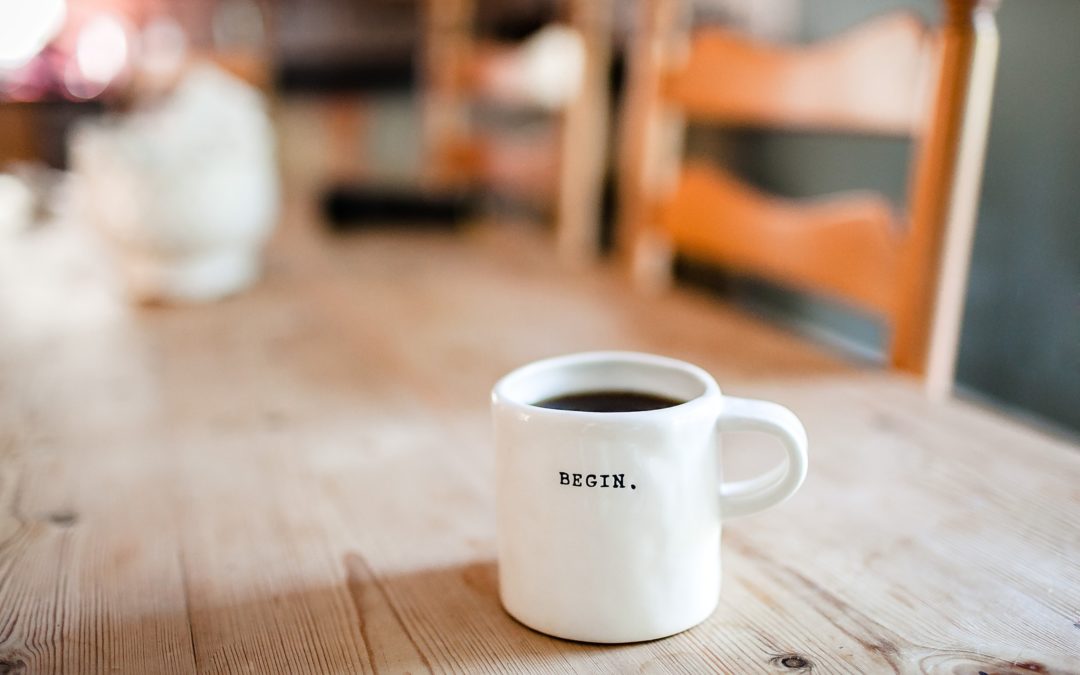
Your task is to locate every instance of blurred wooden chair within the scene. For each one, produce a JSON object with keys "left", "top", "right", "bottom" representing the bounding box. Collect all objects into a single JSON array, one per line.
[
  {"left": 422, "top": 0, "right": 613, "bottom": 263},
  {"left": 0, "top": 105, "right": 39, "bottom": 167},
  {"left": 198, "top": 49, "right": 274, "bottom": 92},
  {"left": 617, "top": 0, "right": 1000, "bottom": 396},
  {"left": 203, "top": 0, "right": 276, "bottom": 91}
]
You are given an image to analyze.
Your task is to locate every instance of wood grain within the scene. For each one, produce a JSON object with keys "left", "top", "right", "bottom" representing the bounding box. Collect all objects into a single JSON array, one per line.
[{"left": 0, "top": 106, "right": 1077, "bottom": 673}]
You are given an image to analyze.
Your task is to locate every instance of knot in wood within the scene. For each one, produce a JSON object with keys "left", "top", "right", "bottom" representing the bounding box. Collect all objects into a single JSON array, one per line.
[
  {"left": 771, "top": 653, "right": 812, "bottom": 671},
  {"left": 0, "top": 658, "right": 28, "bottom": 675}
]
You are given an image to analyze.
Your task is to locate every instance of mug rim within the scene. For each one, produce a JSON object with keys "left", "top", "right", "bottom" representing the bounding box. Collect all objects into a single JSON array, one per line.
[{"left": 491, "top": 351, "right": 722, "bottom": 420}]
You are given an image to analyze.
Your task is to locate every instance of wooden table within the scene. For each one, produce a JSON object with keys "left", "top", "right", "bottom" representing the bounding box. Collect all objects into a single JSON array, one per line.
[{"left": 1, "top": 202, "right": 1078, "bottom": 674}]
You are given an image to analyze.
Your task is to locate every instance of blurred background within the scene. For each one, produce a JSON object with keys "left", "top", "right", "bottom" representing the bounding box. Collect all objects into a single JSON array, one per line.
[{"left": 0, "top": 0, "right": 1076, "bottom": 436}]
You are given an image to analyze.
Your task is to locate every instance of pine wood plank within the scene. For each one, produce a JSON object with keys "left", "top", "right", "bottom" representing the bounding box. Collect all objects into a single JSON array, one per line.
[{"left": 0, "top": 203, "right": 1077, "bottom": 673}]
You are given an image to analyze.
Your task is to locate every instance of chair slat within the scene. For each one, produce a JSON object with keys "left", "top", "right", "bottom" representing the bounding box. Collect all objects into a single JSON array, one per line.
[
  {"left": 658, "top": 162, "right": 901, "bottom": 313},
  {"left": 623, "top": 2, "right": 1002, "bottom": 392},
  {"left": 461, "top": 40, "right": 536, "bottom": 105},
  {"left": 663, "top": 13, "right": 933, "bottom": 136},
  {"left": 440, "top": 133, "right": 559, "bottom": 199}
]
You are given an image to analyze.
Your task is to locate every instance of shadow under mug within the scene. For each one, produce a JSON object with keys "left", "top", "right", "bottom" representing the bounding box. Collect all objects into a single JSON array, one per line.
[{"left": 492, "top": 351, "right": 809, "bottom": 643}]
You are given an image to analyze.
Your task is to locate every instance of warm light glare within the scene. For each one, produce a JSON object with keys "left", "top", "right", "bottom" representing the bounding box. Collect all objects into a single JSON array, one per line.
[
  {"left": 76, "top": 13, "right": 131, "bottom": 84},
  {"left": 64, "top": 60, "right": 108, "bottom": 100},
  {"left": 0, "top": 0, "right": 67, "bottom": 68}
]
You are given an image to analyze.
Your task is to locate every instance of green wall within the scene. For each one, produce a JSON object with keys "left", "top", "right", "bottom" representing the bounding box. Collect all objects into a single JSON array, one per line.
[{"left": 954, "top": 0, "right": 1080, "bottom": 434}]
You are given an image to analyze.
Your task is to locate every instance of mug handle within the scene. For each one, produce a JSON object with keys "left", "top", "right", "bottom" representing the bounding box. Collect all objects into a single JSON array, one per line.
[{"left": 716, "top": 396, "right": 809, "bottom": 519}]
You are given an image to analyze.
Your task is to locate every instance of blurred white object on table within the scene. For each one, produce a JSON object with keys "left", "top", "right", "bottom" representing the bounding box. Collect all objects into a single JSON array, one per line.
[
  {"left": 474, "top": 25, "right": 586, "bottom": 110},
  {"left": 71, "top": 62, "right": 279, "bottom": 303},
  {"left": 0, "top": 173, "right": 35, "bottom": 236}
]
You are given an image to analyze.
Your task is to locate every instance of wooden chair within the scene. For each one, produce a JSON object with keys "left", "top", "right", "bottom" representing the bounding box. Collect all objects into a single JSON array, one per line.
[
  {"left": 198, "top": 50, "right": 274, "bottom": 92},
  {"left": 199, "top": 0, "right": 277, "bottom": 92},
  {"left": 422, "top": 0, "right": 613, "bottom": 264},
  {"left": 617, "top": 0, "right": 1000, "bottom": 397},
  {"left": 0, "top": 105, "right": 39, "bottom": 167}
]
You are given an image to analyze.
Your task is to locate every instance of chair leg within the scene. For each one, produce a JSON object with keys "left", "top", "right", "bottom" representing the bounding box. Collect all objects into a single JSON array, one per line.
[
  {"left": 892, "top": 0, "right": 1001, "bottom": 396},
  {"left": 555, "top": 0, "right": 614, "bottom": 266},
  {"left": 324, "top": 97, "right": 367, "bottom": 183},
  {"left": 630, "top": 227, "right": 675, "bottom": 292}
]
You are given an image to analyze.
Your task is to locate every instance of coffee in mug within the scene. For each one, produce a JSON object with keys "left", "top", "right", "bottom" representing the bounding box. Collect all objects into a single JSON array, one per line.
[{"left": 534, "top": 390, "right": 684, "bottom": 412}]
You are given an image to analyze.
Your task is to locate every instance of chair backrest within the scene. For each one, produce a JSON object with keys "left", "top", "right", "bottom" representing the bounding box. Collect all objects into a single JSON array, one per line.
[
  {"left": 617, "top": 0, "right": 1000, "bottom": 396},
  {"left": 200, "top": 50, "right": 275, "bottom": 92},
  {"left": 421, "top": 0, "right": 614, "bottom": 264}
]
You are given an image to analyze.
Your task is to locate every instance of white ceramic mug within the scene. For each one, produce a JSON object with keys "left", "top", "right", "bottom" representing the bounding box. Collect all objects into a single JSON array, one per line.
[{"left": 492, "top": 351, "right": 809, "bottom": 643}]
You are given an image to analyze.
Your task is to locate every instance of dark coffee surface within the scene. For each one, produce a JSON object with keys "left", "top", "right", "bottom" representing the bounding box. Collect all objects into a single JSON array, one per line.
[{"left": 534, "top": 390, "right": 684, "bottom": 413}]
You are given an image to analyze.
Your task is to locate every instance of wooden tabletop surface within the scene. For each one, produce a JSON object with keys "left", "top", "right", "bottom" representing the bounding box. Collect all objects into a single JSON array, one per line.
[{"left": 1, "top": 193, "right": 1079, "bottom": 674}]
